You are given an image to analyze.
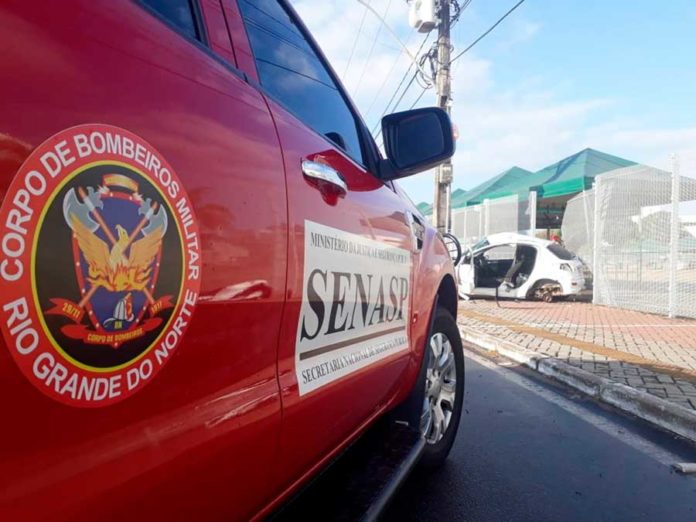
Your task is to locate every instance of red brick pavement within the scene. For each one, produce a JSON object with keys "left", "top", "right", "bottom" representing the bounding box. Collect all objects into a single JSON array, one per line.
[
  {"left": 458, "top": 298, "right": 696, "bottom": 411},
  {"left": 460, "top": 299, "right": 696, "bottom": 371}
]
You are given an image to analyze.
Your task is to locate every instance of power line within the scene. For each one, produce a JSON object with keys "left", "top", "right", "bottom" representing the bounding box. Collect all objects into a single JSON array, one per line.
[
  {"left": 450, "top": 0, "right": 526, "bottom": 64},
  {"left": 371, "top": 0, "right": 476, "bottom": 133},
  {"left": 363, "top": 9, "right": 428, "bottom": 117},
  {"left": 354, "top": 0, "right": 394, "bottom": 96},
  {"left": 390, "top": 70, "right": 419, "bottom": 112},
  {"left": 374, "top": 69, "right": 419, "bottom": 139},
  {"left": 374, "top": 1, "right": 470, "bottom": 145},
  {"left": 358, "top": 0, "right": 433, "bottom": 81},
  {"left": 364, "top": 44, "right": 406, "bottom": 117},
  {"left": 372, "top": 69, "right": 416, "bottom": 138},
  {"left": 450, "top": 0, "right": 472, "bottom": 28},
  {"left": 405, "top": 0, "right": 525, "bottom": 114},
  {"left": 342, "top": 2, "right": 369, "bottom": 81},
  {"left": 370, "top": 32, "right": 432, "bottom": 135},
  {"left": 408, "top": 85, "right": 428, "bottom": 109}
]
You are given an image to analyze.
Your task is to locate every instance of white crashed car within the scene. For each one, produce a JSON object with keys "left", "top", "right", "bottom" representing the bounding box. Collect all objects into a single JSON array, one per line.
[{"left": 456, "top": 233, "right": 586, "bottom": 301}]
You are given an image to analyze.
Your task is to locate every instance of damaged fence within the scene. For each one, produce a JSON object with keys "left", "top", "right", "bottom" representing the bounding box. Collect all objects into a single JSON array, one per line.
[
  {"left": 562, "top": 189, "right": 595, "bottom": 270},
  {"left": 563, "top": 163, "right": 696, "bottom": 319},
  {"left": 451, "top": 193, "right": 536, "bottom": 247}
]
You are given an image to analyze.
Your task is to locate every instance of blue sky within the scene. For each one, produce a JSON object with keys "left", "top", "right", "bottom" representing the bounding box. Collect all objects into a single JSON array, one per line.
[{"left": 292, "top": 0, "right": 696, "bottom": 204}]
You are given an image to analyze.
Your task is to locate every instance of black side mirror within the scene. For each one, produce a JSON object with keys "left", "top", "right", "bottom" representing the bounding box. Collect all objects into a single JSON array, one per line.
[{"left": 378, "top": 107, "right": 454, "bottom": 181}]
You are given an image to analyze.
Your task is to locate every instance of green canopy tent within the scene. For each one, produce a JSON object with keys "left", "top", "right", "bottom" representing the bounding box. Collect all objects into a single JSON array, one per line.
[
  {"left": 416, "top": 149, "right": 637, "bottom": 232},
  {"left": 533, "top": 149, "right": 636, "bottom": 229},
  {"left": 535, "top": 148, "right": 636, "bottom": 198},
  {"left": 453, "top": 166, "right": 531, "bottom": 208},
  {"left": 417, "top": 189, "right": 466, "bottom": 217},
  {"left": 450, "top": 188, "right": 467, "bottom": 208},
  {"left": 483, "top": 148, "right": 636, "bottom": 201},
  {"left": 416, "top": 201, "right": 432, "bottom": 215},
  {"left": 477, "top": 148, "right": 636, "bottom": 230}
]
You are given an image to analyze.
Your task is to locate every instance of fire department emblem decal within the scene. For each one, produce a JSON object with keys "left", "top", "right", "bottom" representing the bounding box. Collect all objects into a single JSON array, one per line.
[
  {"left": 53, "top": 176, "right": 173, "bottom": 345},
  {"left": 0, "top": 124, "right": 201, "bottom": 407}
]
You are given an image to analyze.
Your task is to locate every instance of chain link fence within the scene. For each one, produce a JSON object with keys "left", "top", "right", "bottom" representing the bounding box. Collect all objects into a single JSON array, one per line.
[
  {"left": 451, "top": 193, "right": 535, "bottom": 247},
  {"left": 582, "top": 164, "right": 696, "bottom": 318},
  {"left": 561, "top": 189, "right": 594, "bottom": 270},
  {"left": 452, "top": 203, "right": 484, "bottom": 246}
]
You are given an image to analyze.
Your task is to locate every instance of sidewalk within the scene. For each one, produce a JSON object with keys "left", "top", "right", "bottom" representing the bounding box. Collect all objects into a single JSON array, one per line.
[{"left": 457, "top": 298, "right": 696, "bottom": 440}]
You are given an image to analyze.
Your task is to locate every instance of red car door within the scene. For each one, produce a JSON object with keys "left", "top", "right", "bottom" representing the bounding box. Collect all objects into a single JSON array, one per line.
[
  {"left": 234, "top": 0, "right": 417, "bottom": 496},
  {"left": 0, "top": 1, "right": 286, "bottom": 520}
]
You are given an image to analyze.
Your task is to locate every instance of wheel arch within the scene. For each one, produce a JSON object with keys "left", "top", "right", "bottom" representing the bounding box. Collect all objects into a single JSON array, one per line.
[
  {"left": 526, "top": 278, "right": 561, "bottom": 299},
  {"left": 436, "top": 273, "right": 458, "bottom": 318}
]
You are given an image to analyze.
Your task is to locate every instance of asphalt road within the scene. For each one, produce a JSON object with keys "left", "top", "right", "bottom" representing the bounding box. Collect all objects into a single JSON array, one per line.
[{"left": 384, "top": 348, "right": 696, "bottom": 522}]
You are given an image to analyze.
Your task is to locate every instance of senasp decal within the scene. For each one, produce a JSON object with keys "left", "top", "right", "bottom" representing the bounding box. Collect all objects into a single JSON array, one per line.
[
  {"left": 295, "top": 221, "right": 412, "bottom": 395},
  {"left": 0, "top": 124, "right": 201, "bottom": 407}
]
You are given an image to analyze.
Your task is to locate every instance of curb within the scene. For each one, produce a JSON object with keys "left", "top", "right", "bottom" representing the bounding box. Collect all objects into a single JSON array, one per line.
[{"left": 459, "top": 325, "right": 696, "bottom": 444}]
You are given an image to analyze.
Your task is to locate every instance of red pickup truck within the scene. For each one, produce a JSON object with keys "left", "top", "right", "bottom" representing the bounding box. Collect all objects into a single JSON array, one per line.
[{"left": 0, "top": 1, "right": 463, "bottom": 520}]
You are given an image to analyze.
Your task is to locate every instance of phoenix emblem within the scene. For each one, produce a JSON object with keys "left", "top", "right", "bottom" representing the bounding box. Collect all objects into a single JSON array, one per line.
[{"left": 45, "top": 173, "right": 175, "bottom": 347}]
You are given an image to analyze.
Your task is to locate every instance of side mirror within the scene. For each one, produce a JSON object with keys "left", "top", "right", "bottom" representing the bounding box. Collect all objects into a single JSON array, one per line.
[{"left": 378, "top": 107, "right": 454, "bottom": 181}]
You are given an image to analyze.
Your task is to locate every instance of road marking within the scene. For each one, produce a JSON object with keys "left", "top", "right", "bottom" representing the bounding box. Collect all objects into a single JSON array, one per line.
[
  {"left": 472, "top": 323, "right": 696, "bottom": 329},
  {"left": 464, "top": 347, "right": 686, "bottom": 467}
]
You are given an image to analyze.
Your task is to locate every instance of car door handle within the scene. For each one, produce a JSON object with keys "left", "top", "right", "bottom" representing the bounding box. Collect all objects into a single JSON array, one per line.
[
  {"left": 301, "top": 159, "right": 347, "bottom": 195},
  {"left": 407, "top": 211, "right": 424, "bottom": 251}
]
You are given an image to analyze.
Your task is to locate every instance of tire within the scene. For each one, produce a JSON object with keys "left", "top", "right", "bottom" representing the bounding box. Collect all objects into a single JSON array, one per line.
[
  {"left": 412, "top": 307, "right": 465, "bottom": 468},
  {"left": 390, "top": 307, "right": 465, "bottom": 467},
  {"left": 419, "top": 307, "right": 465, "bottom": 467}
]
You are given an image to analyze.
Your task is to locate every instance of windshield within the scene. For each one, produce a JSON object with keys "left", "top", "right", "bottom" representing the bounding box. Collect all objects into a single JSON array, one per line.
[{"left": 471, "top": 238, "right": 489, "bottom": 252}]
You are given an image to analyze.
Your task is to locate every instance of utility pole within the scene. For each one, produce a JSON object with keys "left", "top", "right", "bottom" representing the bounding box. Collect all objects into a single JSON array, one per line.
[{"left": 433, "top": 0, "right": 453, "bottom": 233}]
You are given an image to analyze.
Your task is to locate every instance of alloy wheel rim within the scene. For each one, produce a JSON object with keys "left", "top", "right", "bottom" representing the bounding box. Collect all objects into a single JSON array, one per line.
[{"left": 420, "top": 332, "right": 457, "bottom": 444}]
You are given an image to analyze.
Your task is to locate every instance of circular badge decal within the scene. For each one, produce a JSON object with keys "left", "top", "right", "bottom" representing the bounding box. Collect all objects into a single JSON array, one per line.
[{"left": 0, "top": 124, "right": 201, "bottom": 407}]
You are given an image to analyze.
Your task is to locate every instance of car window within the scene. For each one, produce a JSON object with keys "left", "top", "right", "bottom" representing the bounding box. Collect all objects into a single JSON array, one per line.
[
  {"left": 483, "top": 244, "right": 515, "bottom": 261},
  {"left": 547, "top": 243, "right": 575, "bottom": 260},
  {"left": 237, "top": 0, "right": 365, "bottom": 165},
  {"left": 140, "top": 0, "right": 201, "bottom": 40}
]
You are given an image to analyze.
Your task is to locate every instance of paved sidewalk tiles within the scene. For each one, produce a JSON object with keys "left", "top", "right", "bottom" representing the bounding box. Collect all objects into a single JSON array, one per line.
[{"left": 457, "top": 299, "right": 696, "bottom": 412}]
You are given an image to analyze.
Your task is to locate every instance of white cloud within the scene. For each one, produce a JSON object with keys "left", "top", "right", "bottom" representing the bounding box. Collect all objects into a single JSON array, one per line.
[
  {"left": 592, "top": 127, "right": 696, "bottom": 176},
  {"left": 495, "top": 20, "right": 541, "bottom": 51}
]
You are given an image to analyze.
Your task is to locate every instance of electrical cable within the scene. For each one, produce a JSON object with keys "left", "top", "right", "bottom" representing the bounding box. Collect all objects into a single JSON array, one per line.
[
  {"left": 390, "top": 69, "right": 419, "bottom": 112},
  {"left": 370, "top": 31, "right": 432, "bottom": 134},
  {"left": 354, "top": 0, "right": 394, "bottom": 96},
  {"left": 451, "top": 0, "right": 472, "bottom": 28},
  {"left": 370, "top": 0, "right": 481, "bottom": 136},
  {"left": 343, "top": 1, "right": 370, "bottom": 81},
  {"left": 374, "top": 70, "right": 418, "bottom": 139},
  {"left": 407, "top": 85, "right": 428, "bottom": 109},
  {"left": 364, "top": 42, "right": 408, "bottom": 116},
  {"left": 450, "top": 0, "right": 526, "bottom": 64}
]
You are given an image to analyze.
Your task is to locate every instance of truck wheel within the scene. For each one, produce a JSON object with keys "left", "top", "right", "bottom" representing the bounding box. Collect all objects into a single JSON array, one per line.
[{"left": 419, "top": 307, "right": 465, "bottom": 468}]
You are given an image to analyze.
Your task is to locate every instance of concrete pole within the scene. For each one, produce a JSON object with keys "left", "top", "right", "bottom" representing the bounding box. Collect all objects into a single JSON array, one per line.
[
  {"left": 432, "top": 0, "right": 452, "bottom": 233},
  {"left": 668, "top": 154, "right": 680, "bottom": 317}
]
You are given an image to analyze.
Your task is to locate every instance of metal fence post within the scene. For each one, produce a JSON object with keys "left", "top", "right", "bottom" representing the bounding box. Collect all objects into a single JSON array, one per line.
[
  {"left": 483, "top": 199, "right": 490, "bottom": 236},
  {"left": 668, "top": 154, "right": 680, "bottom": 318},
  {"left": 462, "top": 207, "right": 467, "bottom": 243},
  {"left": 583, "top": 190, "right": 591, "bottom": 256},
  {"left": 592, "top": 179, "right": 601, "bottom": 305},
  {"left": 529, "top": 190, "right": 537, "bottom": 236},
  {"left": 479, "top": 204, "right": 483, "bottom": 238}
]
